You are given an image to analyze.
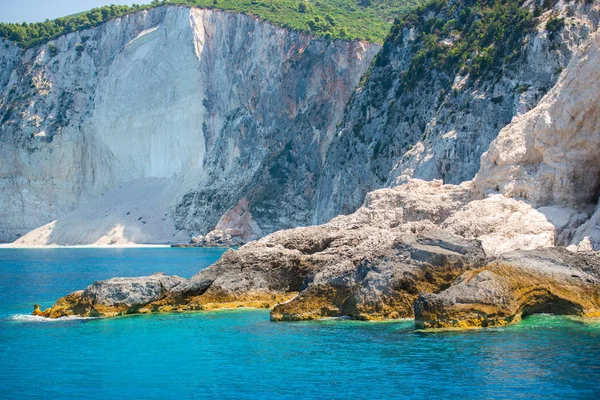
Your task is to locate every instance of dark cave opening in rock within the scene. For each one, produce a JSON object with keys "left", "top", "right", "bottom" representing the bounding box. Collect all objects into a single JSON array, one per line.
[
  {"left": 571, "top": 161, "right": 600, "bottom": 207},
  {"left": 520, "top": 293, "right": 584, "bottom": 318}
]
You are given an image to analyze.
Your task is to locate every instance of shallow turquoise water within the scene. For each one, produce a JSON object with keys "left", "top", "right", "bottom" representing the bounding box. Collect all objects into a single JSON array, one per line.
[{"left": 1, "top": 249, "right": 599, "bottom": 399}]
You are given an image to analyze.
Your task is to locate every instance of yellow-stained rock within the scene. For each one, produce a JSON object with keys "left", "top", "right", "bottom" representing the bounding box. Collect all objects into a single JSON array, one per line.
[{"left": 415, "top": 249, "right": 600, "bottom": 329}]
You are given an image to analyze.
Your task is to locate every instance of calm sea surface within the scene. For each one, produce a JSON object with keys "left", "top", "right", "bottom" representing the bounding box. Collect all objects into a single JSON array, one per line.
[{"left": 1, "top": 248, "right": 599, "bottom": 399}]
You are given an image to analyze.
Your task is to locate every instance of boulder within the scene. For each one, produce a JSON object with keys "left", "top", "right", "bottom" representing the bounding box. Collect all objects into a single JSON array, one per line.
[
  {"left": 34, "top": 273, "right": 185, "bottom": 318},
  {"left": 172, "top": 229, "right": 246, "bottom": 248}
]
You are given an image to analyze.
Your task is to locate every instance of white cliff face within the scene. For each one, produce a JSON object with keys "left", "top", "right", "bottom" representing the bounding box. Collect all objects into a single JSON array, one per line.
[
  {"left": 475, "top": 29, "right": 600, "bottom": 250},
  {"left": 0, "top": 7, "right": 377, "bottom": 244},
  {"left": 476, "top": 32, "right": 600, "bottom": 209},
  {"left": 4, "top": 4, "right": 600, "bottom": 250}
]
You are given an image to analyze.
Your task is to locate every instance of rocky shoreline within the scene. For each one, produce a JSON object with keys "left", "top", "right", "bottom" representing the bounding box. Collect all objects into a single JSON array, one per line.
[{"left": 33, "top": 226, "right": 600, "bottom": 329}]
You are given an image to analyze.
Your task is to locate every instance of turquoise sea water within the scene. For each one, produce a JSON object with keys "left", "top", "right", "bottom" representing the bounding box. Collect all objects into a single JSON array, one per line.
[{"left": 1, "top": 249, "right": 600, "bottom": 399}]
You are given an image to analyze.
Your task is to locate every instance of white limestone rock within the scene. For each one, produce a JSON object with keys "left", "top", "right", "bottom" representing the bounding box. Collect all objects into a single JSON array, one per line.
[{"left": 0, "top": 7, "right": 377, "bottom": 245}]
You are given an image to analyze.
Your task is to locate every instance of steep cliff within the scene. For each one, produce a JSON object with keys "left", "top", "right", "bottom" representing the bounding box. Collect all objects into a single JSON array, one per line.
[
  {"left": 0, "top": 6, "right": 377, "bottom": 244},
  {"left": 4, "top": 1, "right": 600, "bottom": 247},
  {"left": 314, "top": 0, "right": 600, "bottom": 223}
]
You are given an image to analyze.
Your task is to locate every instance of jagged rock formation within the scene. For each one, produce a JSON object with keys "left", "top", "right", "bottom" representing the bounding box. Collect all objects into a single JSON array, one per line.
[
  {"left": 35, "top": 218, "right": 600, "bottom": 324},
  {"left": 414, "top": 248, "right": 600, "bottom": 329},
  {"left": 0, "top": 6, "right": 377, "bottom": 244},
  {"left": 33, "top": 273, "right": 185, "bottom": 318},
  {"left": 474, "top": 26, "right": 600, "bottom": 250},
  {"left": 35, "top": 229, "right": 488, "bottom": 319}
]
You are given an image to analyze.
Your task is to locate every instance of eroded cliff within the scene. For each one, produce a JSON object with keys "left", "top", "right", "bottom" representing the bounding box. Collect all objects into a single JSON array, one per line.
[
  {"left": 5, "top": 1, "right": 599, "bottom": 247},
  {"left": 0, "top": 6, "right": 377, "bottom": 244},
  {"left": 314, "top": 0, "right": 600, "bottom": 223}
]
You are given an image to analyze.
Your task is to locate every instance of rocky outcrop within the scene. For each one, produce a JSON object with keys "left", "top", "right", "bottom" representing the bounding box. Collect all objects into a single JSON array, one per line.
[
  {"left": 0, "top": 6, "right": 377, "bottom": 245},
  {"left": 414, "top": 248, "right": 600, "bottom": 329},
  {"left": 172, "top": 229, "right": 245, "bottom": 248},
  {"left": 36, "top": 228, "right": 488, "bottom": 319},
  {"left": 270, "top": 230, "right": 486, "bottom": 321},
  {"left": 36, "top": 220, "right": 600, "bottom": 326},
  {"left": 33, "top": 273, "right": 185, "bottom": 318}
]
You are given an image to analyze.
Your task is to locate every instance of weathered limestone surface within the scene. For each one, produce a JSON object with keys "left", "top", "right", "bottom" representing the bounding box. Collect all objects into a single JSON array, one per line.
[
  {"left": 415, "top": 249, "right": 600, "bottom": 329},
  {"left": 314, "top": 1, "right": 600, "bottom": 224},
  {"left": 36, "top": 229, "right": 487, "bottom": 319},
  {"left": 270, "top": 230, "right": 486, "bottom": 321},
  {"left": 0, "top": 7, "right": 377, "bottom": 245},
  {"left": 38, "top": 222, "right": 600, "bottom": 326},
  {"left": 34, "top": 273, "right": 185, "bottom": 318}
]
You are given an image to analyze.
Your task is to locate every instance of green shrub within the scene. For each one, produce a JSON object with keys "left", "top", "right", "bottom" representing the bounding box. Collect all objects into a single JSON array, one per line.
[
  {"left": 392, "top": 0, "right": 535, "bottom": 90},
  {"left": 75, "top": 43, "right": 85, "bottom": 54},
  {"left": 515, "top": 84, "right": 530, "bottom": 93},
  {"left": 546, "top": 17, "right": 564, "bottom": 40},
  {"left": 1, "top": 105, "right": 15, "bottom": 123},
  {"left": 48, "top": 43, "right": 57, "bottom": 57},
  {"left": 491, "top": 95, "right": 504, "bottom": 104}
]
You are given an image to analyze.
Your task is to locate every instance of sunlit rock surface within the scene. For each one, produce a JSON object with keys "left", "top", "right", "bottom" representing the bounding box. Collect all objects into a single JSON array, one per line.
[
  {"left": 0, "top": 7, "right": 377, "bottom": 244},
  {"left": 314, "top": 1, "right": 600, "bottom": 224},
  {"left": 36, "top": 27, "right": 600, "bottom": 328}
]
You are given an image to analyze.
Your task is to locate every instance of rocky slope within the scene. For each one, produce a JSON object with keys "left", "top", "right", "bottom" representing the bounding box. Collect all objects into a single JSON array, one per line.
[
  {"left": 314, "top": 0, "right": 600, "bottom": 223},
  {"left": 0, "top": 6, "right": 377, "bottom": 244},
  {"left": 35, "top": 22, "right": 600, "bottom": 329}
]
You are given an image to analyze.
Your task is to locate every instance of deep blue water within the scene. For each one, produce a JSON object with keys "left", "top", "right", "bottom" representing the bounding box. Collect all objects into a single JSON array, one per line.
[{"left": 1, "top": 249, "right": 600, "bottom": 399}]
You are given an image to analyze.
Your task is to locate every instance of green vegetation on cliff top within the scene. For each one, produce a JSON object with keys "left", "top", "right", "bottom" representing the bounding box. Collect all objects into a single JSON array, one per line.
[
  {"left": 366, "top": 0, "right": 540, "bottom": 92},
  {"left": 0, "top": 0, "right": 421, "bottom": 48}
]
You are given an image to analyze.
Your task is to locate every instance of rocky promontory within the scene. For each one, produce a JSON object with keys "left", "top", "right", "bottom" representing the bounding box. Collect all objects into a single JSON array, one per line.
[
  {"left": 415, "top": 249, "right": 600, "bottom": 329},
  {"left": 33, "top": 226, "right": 600, "bottom": 327}
]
